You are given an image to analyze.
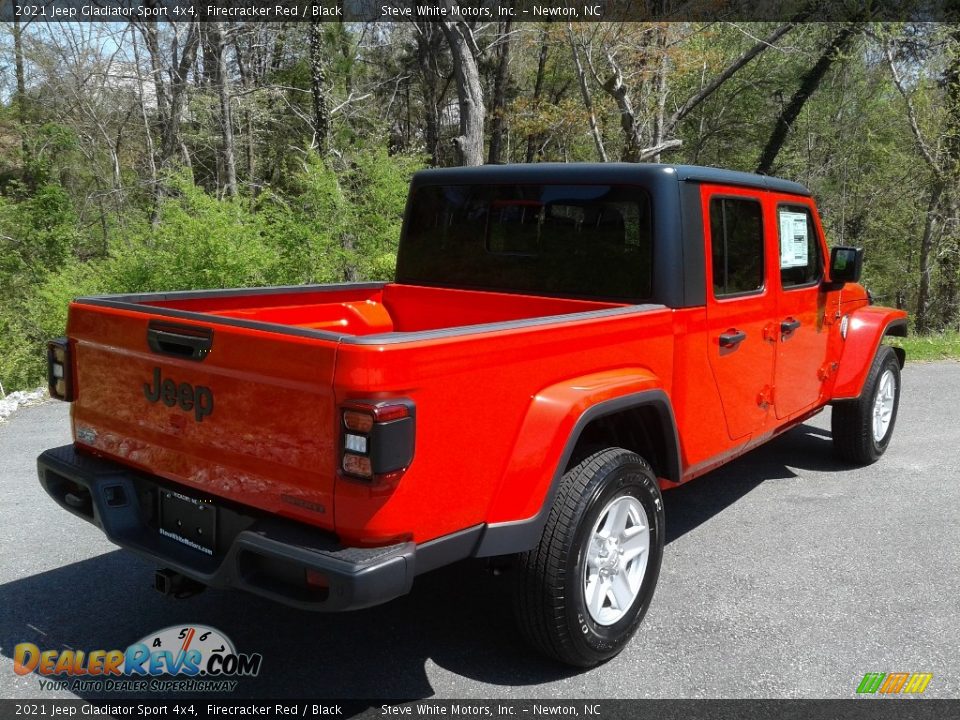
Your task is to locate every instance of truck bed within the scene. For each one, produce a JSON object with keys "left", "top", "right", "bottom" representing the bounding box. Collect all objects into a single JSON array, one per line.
[
  {"left": 65, "top": 281, "right": 666, "bottom": 546},
  {"left": 125, "top": 282, "right": 629, "bottom": 338}
]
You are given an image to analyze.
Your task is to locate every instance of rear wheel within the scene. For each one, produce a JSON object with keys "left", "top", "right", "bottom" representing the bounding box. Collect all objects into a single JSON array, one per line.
[
  {"left": 832, "top": 345, "right": 901, "bottom": 465},
  {"left": 513, "top": 448, "right": 664, "bottom": 667}
]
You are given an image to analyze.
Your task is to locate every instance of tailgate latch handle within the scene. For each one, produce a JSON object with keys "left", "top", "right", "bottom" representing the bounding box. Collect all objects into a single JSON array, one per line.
[{"left": 147, "top": 321, "right": 214, "bottom": 361}]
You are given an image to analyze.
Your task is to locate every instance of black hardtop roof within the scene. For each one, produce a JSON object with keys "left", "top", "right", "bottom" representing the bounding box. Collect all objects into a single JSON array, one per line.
[{"left": 411, "top": 162, "right": 811, "bottom": 197}]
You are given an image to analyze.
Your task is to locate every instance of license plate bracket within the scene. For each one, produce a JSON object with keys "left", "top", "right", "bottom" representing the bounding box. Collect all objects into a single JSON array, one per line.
[{"left": 159, "top": 490, "right": 216, "bottom": 555}]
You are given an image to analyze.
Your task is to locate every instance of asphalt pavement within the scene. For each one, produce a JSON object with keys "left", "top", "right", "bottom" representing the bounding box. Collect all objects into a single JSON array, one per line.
[{"left": 1, "top": 362, "right": 957, "bottom": 700}]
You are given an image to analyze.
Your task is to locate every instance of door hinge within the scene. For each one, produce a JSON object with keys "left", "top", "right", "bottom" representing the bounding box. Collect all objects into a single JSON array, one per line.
[{"left": 818, "top": 362, "right": 840, "bottom": 382}]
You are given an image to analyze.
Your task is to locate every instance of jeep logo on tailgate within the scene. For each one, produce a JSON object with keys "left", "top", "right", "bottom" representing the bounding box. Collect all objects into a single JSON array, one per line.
[{"left": 144, "top": 367, "right": 214, "bottom": 422}]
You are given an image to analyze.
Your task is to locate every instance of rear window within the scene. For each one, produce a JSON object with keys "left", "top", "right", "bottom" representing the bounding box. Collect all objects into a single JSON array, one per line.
[
  {"left": 709, "top": 197, "right": 764, "bottom": 297},
  {"left": 396, "top": 184, "right": 653, "bottom": 301}
]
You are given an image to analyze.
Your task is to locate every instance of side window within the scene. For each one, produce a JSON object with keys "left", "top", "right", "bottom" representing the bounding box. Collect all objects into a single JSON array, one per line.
[
  {"left": 777, "top": 205, "right": 823, "bottom": 288},
  {"left": 709, "top": 197, "right": 764, "bottom": 297}
]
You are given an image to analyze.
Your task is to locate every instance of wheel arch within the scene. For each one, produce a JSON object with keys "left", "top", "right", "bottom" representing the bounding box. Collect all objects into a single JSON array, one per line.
[
  {"left": 474, "top": 371, "right": 681, "bottom": 558},
  {"left": 832, "top": 308, "right": 908, "bottom": 400},
  {"left": 564, "top": 401, "right": 680, "bottom": 482}
]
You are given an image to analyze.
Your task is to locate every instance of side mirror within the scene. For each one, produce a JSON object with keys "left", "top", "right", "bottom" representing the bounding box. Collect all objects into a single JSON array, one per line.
[{"left": 824, "top": 246, "right": 863, "bottom": 289}]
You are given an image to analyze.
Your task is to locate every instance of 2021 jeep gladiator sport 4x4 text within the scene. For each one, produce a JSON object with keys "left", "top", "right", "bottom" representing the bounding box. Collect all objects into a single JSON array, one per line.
[{"left": 38, "top": 164, "right": 907, "bottom": 666}]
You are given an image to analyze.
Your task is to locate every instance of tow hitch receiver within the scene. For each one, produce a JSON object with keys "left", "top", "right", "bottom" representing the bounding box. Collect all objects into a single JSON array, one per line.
[{"left": 154, "top": 568, "right": 206, "bottom": 599}]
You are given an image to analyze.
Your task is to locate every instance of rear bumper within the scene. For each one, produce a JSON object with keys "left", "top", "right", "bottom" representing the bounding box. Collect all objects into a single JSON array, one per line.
[{"left": 37, "top": 444, "right": 417, "bottom": 611}]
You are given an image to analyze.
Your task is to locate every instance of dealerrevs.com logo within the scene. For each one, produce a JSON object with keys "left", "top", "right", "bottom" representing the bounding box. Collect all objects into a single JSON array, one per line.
[{"left": 14, "top": 625, "right": 262, "bottom": 693}]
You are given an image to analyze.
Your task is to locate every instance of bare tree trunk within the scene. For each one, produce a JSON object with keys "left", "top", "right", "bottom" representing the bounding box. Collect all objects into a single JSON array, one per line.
[
  {"left": 131, "top": 30, "right": 159, "bottom": 206},
  {"left": 756, "top": 24, "right": 860, "bottom": 175},
  {"left": 207, "top": 23, "right": 237, "bottom": 197},
  {"left": 337, "top": 7, "right": 353, "bottom": 96},
  {"left": 200, "top": 25, "right": 217, "bottom": 87},
  {"left": 487, "top": 12, "right": 513, "bottom": 164},
  {"left": 439, "top": 11, "right": 485, "bottom": 166},
  {"left": 12, "top": 11, "right": 25, "bottom": 108},
  {"left": 12, "top": 10, "right": 29, "bottom": 169},
  {"left": 525, "top": 27, "right": 549, "bottom": 163},
  {"left": 309, "top": 20, "right": 330, "bottom": 153},
  {"left": 160, "top": 21, "right": 201, "bottom": 169},
  {"left": 270, "top": 24, "right": 285, "bottom": 72},
  {"left": 264, "top": 24, "right": 287, "bottom": 184},
  {"left": 936, "top": 28, "right": 960, "bottom": 329},
  {"left": 138, "top": 17, "right": 170, "bottom": 121},
  {"left": 567, "top": 24, "right": 607, "bottom": 163},
  {"left": 916, "top": 183, "right": 944, "bottom": 334},
  {"left": 650, "top": 25, "right": 670, "bottom": 163},
  {"left": 600, "top": 51, "right": 642, "bottom": 162},
  {"left": 415, "top": 22, "right": 443, "bottom": 165},
  {"left": 233, "top": 33, "right": 257, "bottom": 187}
]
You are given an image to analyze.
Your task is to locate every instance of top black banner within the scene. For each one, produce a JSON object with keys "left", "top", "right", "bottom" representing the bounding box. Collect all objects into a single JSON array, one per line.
[{"left": 2, "top": 0, "right": 960, "bottom": 23}]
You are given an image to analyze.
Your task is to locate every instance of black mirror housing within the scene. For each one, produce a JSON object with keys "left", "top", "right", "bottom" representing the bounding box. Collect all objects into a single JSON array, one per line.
[{"left": 828, "top": 246, "right": 863, "bottom": 286}]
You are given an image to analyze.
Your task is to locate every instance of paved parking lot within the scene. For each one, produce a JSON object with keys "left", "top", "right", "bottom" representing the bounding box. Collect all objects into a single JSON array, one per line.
[{"left": 1, "top": 362, "right": 957, "bottom": 699}]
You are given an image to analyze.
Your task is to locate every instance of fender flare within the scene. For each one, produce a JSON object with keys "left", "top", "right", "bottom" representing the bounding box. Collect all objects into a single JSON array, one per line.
[
  {"left": 474, "top": 372, "right": 681, "bottom": 557},
  {"left": 831, "top": 307, "right": 908, "bottom": 400}
]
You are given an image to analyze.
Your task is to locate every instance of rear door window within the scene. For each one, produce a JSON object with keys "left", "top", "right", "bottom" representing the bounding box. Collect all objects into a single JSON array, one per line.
[{"left": 709, "top": 197, "right": 765, "bottom": 297}]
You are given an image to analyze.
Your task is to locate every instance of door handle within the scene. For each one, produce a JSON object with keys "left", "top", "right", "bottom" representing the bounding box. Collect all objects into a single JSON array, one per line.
[
  {"left": 780, "top": 318, "right": 801, "bottom": 337},
  {"left": 719, "top": 330, "right": 747, "bottom": 348}
]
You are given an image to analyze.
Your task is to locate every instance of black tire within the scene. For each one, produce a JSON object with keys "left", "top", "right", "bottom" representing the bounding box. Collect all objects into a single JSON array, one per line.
[
  {"left": 513, "top": 448, "right": 665, "bottom": 667},
  {"left": 832, "top": 345, "right": 902, "bottom": 465}
]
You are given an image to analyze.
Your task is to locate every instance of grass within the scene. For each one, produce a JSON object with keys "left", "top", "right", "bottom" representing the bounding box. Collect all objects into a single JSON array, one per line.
[{"left": 888, "top": 331, "right": 960, "bottom": 362}]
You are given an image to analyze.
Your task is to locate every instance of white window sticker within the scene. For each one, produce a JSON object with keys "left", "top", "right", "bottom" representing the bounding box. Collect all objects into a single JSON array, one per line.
[{"left": 779, "top": 210, "right": 809, "bottom": 269}]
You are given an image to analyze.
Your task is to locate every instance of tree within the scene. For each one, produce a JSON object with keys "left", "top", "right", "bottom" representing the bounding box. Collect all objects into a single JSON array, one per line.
[
  {"left": 12, "top": 8, "right": 29, "bottom": 172},
  {"left": 524, "top": 26, "right": 550, "bottom": 163},
  {"left": 487, "top": 11, "right": 514, "bottom": 164},
  {"left": 308, "top": 19, "right": 329, "bottom": 153},
  {"left": 205, "top": 22, "right": 238, "bottom": 197},
  {"left": 883, "top": 26, "right": 960, "bottom": 332},
  {"left": 573, "top": 21, "right": 797, "bottom": 163},
  {"left": 439, "top": 8, "right": 485, "bottom": 166},
  {"left": 756, "top": 23, "right": 861, "bottom": 174},
  {"left": 413, "top": 21, "right": 445, "bottom": 164},
  {"left": 567, "top": 22, "right": 607, "bottom": 162}
]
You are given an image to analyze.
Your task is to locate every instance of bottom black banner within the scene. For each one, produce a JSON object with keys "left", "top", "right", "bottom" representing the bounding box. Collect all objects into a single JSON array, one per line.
[{"left": 1, "top": 699, "right": 957, "bottom": 720}]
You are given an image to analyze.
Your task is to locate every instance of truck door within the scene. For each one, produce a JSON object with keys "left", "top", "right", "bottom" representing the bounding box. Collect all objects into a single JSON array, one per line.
[
  {"left": 703, "top": 187, "right": 778, "bottom": 442},
  {"left": 770, "top": 198, "right": 831, "bottom": 419}
]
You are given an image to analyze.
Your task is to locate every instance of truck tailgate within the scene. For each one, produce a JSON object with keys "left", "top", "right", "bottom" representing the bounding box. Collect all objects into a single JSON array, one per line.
[{"left": 67, "top": 302, "right": 339, "bottom": 531}]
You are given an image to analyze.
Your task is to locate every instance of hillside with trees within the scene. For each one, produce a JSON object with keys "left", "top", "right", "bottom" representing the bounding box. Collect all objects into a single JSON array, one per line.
[{"left": 1, "top": 19, "right": 959, "bottom": 390}]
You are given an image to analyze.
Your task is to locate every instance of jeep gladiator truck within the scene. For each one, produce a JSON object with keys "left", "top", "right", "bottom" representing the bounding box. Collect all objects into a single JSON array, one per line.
[{"left": 38, "top": 164, "right": 907, "bottom": 666}]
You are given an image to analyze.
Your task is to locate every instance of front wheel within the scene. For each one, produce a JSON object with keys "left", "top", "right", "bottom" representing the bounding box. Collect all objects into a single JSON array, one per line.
[
  {"left": 513, "top": 448, "right": 664, "bottom": 667},
  {"left": 832, "top": 344, "right": 902, "bottom": 465}
]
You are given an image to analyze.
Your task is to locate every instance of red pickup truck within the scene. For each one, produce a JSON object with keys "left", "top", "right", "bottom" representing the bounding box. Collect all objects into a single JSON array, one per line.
[{"left": 38, "top": 164, "right": 906, "bottom": 666}]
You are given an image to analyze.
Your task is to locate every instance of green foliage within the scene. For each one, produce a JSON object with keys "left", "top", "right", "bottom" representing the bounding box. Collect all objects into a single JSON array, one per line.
[
  {"left": 0, "top": 183, "right": 79, "bottom": 280},
  {"left": 888, "top": 332, "right": 960, "bottom": 362},
  {"left": 0, "top": 151, "right": 423, "bottom": 391},
  {"left": 344, "top": 148, "right": 424, "bottom": 279},
  {"left": 3, "top": 19, "right": 960, "bottom": 392},
  {"left": 110, "top": 174, "right": 284, "bottom": 292}
]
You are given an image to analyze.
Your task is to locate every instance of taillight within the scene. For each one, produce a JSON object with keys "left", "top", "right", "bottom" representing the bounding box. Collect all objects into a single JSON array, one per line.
[
  {"left": 343, "top": 410, "right": 374, "bottom": 433},
  {"left": 340, "top": 400, "right": 415, "bottom": 482},
  {"left": 47, "top": 338, "right": 74, "bottom": 401}
]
